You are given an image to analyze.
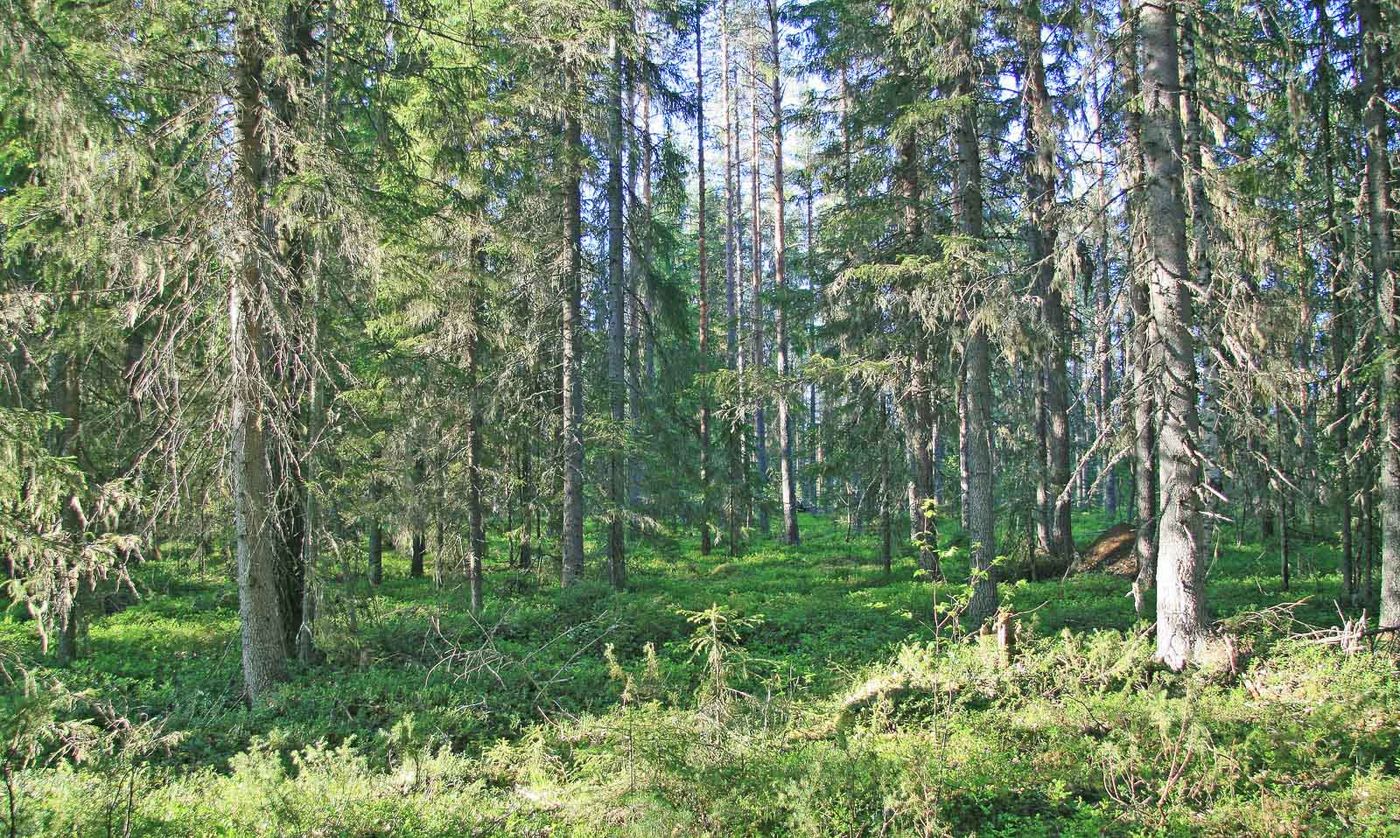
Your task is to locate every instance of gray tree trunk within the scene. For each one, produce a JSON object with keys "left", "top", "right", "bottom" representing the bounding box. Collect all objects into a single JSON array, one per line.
[
  {"left": 696, "top": 10, "right": 714, "bottom": 558},
  {"left": 232, "top": 15, "right": 289, "bottom": 703},
  {"left": 607, "top": 5, "right": 629, "bottom": 586},
  {"left": 561, "top": 84, "right": 586, "bottom": 587},
  {"left": 1022, "top": 0, "right": 1072, "bottom": 568},
  {"left": 950, "top": 17, "right": 997, "bottom": 626},
  {"left": 1139, "top": 0, "right": 1207, "bottom": 669},
  {"left": 1314, "top": 0, "right": 1353, "bottom": 604},
  {"left": 768, "top": 0, "right": 799, "bottom": 546},
  {"left": 748, "top": 46, "right": 769, "bottom": 537}
]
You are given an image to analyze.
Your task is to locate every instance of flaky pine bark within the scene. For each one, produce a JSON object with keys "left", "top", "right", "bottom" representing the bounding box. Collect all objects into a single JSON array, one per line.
[
  {"left": 768, "top": 0, "right": 798, "bottom": 546},
  {"left": 697, "top": 10, "right": 714, "bottom": 557},
  {"left": 950, "top": 14, "right": 997, "bottom": 626},
  {"left": 1358, "top": 0, "right": 1398, "bottom": 626},
  {"left": 1139, "top": 0, "right": 1206, "bottom": 669},
  {"left": 606, "top": 2, "right": 628, "bottom": 587},
  {"left": 561, "top": 78, "right": 586, "bottom": 587},
  {"left": 232, "top": 13, "right": 288, "bottom": 703},
  {"left": 1021, "top": 0, "right": 1072, "bottom": 568}
]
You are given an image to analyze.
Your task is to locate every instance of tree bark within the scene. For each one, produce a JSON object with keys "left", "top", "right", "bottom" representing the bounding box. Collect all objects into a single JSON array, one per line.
[
  {"left": 1139, "top": 0, "right": 1207, "bottom": 668},
  {"left": 696, "top": 9, "right": 714, "bottom": 557},
  {"left": 749, "top": 45, "right": 769, "bottom": 537},
  {"left": 367, "top": 518, "right": 382, "bottom": 586},
  {"left": 561, "top": 74, "right": 587, "bottom": 587},
  {"left": 232, "top": 14, "right": 288, "bottom": 703},
  {"left": 768, "top": 0, "right": 799, "bottom": 546},
  {"left": 950, "top": 15, "right": 997, "bottom": 626},
  {"left": 1314, "top": 0, "right": 1352, "bottom": 604},
  {"left": 1021, "top": 0, "right": 1072, "bottom": 568},
  {"left": 1120, "top": 0, "right": 1159, "bottom": 616},
  {"left": 606, "top": 4, "right": 628, "bottom": 587},
  {"left": 1358, "top": 0, "right": 1398, "bottom": 626}
]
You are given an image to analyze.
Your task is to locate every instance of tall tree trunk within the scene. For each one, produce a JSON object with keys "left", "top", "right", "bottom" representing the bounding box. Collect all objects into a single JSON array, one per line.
[
  {"left": 561, "top": 83, "right": 587, "bottom": 587},
  {"left": 696, "top": 10, "right": 714, "bottom": 557},
  {"left": 749, "top": 45, "right": 769, "bottom": 537},
  {"left": 626, "top": 63, "right": 643, "bottom": 510},
  {"left": 232, "top": 15, "right": 288, "bottom": 703},
  {"left": 606, "top": 5, "right": 628, "bottom": 587},
  {"left": 1180, "top": 1, "right": 1223, "bottom": 510},
  {"left": 721, "top": 5, "right": 744, "bottom": 554},
  {"left": 1359, "top": 0, "right": 1398, "bottom": 626},
  {"left": 721, "top": 0, "right": 743, "bottom": 555},
  {"left": 768, "top": 0, "right": 798, "bottom": 546},
  {"left": 950, "top": 14, "right": 997, "bottom": 626},
  {"left": 297, "top": 323, "right": 322, "bottom": 663},
  {"left": 1315, "top": 0, "right": 1353, "bottom": 604},
  {"left": 642, "top": 82, "right": 657, "bottom": 385},
  {"left": 1139, "top": 0, "right": 1207, "bottom": 669},
  {"left": 1120, "top": 0, "right": 1158, "bottom": 616},
  {"left": 465, "top": 257, "right": 486, "bottom": 614},
  {"left": 1022, "top": 0, "right": 1072, "bottom": 567}
]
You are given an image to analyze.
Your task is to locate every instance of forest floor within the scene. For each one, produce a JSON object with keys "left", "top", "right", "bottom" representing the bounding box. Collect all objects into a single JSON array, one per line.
[{"left": 3, "top": 513, "right": 1398, "bottom": 836}]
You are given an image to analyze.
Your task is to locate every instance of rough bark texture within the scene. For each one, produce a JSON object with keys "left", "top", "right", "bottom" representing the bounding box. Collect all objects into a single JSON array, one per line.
[
  {"left": 1315, "top": 0, "right": 1353, "bottom": 604},
  {"left": 1022, "top": 0, "right": 1072, "bottom": 568},
  {"left": 561, "top": 89, "right": 586, "bottom": 587},
  {"left": 367, "top": 518, "right": 382, "bottom": 586},
  {"left": 769, "top": 0, "right": 799, "bottom": 546},
  {"left": 749, "top": 46, "right": 769, "bottom": 537},
  {"left": 1359, "top": 0, "right": 1398, "bottom": 626},
  {"left": 232, "top": 16, "right": 288, "bottom": 703},
  {"left": 465, "top": 262, "right": 486, "bottom": 614},
  {"left": 1120, "top": 0, "right": 1158, "bottom": 616},
  {"left": 722, "top": 2, "right": 743, "bottom": 555},
  {"left": 606, "top": 6, "right": 628, "bottom": 587},
  {"left": 1139, "top": 0, "right": 1207, "bottom": 669},
  {"left": 950, "top": 19, "right": 997, "bottom": 627},
  {"left": 697, "top": 12, "right": 714, "bottom": 557}
]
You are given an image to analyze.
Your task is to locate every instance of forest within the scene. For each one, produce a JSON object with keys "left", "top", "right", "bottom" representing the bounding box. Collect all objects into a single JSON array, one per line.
[{"left": 1, "top": 0, "right": 1399, "bottom": 833}]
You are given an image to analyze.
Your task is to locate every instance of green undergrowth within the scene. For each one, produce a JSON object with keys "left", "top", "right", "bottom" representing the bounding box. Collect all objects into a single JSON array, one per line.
[{"left": 2, "top": 513, "right": 1397, "bottom": 836}]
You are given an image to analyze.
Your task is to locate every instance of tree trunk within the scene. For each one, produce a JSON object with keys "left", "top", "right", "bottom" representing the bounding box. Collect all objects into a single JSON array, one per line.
[
  {"left": 411, "top": 530, "right": 426, "bottom": 578},
  {"left": 1022, "top": 0, "right": 1072, "bottom": 568},
  {"left": 749, "top": 45, "right": 769, "bottom": 537},
  {"left": 768, "top": 0, "right": 798, "bottom": 546},
  {"left": 232, "top": 15, "right": 288, "bottom": 703},
  {"left": 561, "top": 77, "right": 587, "bottom": 587},
  {"left": 1359, "top": 0, "right": 1398, "bottom": 626},
  {"left": 367, "top": 518, "right": 383, "bottom": 586},
  {"left": 606, "top": 5, "right": 628, "bottom": 587},
  {"left": 1121, "top": 0, "right": 1158, "bottom": 617},
  {"left": 519, "top": 438, "right": 534, "bottom": 570},
  {"left": 950, "top": 16, "right": 997, "bottom": 626},
  {"left": 696, "top": 10, "right": 714, "bottom": 558},
  {"left": 465, "top": 257, "right": 486, "bottom": 614},
  {"left": 721, "top": 0, "right": 743, "bottom": 556},
  {"left": 1139, "top": 0, "right": 1207, "bottom": 669}
]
